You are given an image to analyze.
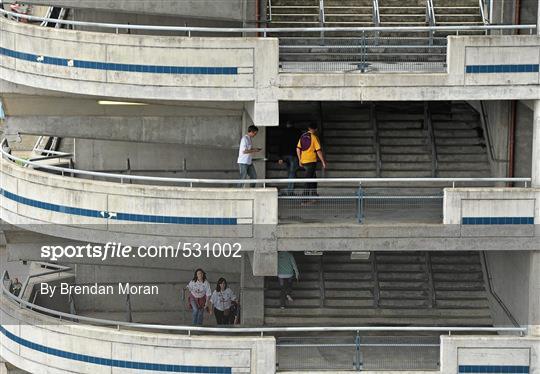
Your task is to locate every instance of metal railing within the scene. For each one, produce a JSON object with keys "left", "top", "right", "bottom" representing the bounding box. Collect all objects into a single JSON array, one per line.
[
  {"left": 2, "top": 269, "right": 528, "bottom": 335},
  {"left": 1, "top": 139, "right": 532, "bottom": 188},
  {"left": 372, "top": 0, "right": 380, "bottom": 27},
  {"left": 426, "top": 0, "right": 436, "bottom": 45},
  {"left": 0, "top": 8, "right": 534, "bottom": 36}
]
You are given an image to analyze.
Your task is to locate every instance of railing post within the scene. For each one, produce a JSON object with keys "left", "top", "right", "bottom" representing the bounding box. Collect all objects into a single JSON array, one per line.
[
  {"left": 357, "top": 185, "right": 364, "bottom": 223},
  {"left": 354, "top": 332, "right": 362, "bottom": 371}
]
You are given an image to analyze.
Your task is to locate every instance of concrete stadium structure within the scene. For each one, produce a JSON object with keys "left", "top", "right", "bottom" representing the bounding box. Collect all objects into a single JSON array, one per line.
[{"left": 0, "top": 0, "right": 539, "bottom": 373}]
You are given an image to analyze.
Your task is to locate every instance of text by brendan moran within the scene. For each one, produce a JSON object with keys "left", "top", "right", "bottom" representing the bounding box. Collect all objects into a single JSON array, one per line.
[{"left": 39, "top": 282, "right": 159, "bottom": 298}]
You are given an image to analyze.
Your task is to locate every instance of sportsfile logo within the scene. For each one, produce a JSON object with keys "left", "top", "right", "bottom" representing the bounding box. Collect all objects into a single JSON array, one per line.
[{"left": 41, "top": 242, "right": 242, "bottom": 261}]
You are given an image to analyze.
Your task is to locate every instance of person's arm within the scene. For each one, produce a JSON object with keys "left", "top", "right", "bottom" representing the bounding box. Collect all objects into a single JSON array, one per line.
[
  {"left": 316, "top": 149, "right": 327, "bottom": 169},
  {"left": 209, "top": 291, "right": 216, "bottom": 314},
  {"left": 204, "top": 282, "right": 212, "bottom": 309},
  {"left": 296, "top": 145, "right": 303, "bottom": 167},
  {"left": 313, "top": 136, "right": 327, "bottom": 169}
]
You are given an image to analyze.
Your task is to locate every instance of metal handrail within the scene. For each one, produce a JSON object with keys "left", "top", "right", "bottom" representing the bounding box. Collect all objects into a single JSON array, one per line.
[
  {"left": 1, "top": 139, "right": 531, "bottom": 186},
  {"left": 426, "top": 0, "right": 436, "bottom": 46},
  {"left": 424, "top": 102, "right": 438, "bottom": 177},
  {"left": 479, "top": 0, "right": 489, "bottom": 25},
  {"left": 0, "top": 8, "right": 535, "bottom": 33},
  {"left": 372, "top": 0, "right": 380, "bottom": 27},
  {"left": 1, "top": 270, "right": 527, "bottom": 335},
  {"left": 319, "top": 0, "right": 325, "bottom": 26}
]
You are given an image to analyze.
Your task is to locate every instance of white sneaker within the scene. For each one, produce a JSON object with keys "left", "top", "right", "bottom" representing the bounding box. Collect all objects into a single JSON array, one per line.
[{"left": 286, "top": 295, "right": 293, "bottom": 302}]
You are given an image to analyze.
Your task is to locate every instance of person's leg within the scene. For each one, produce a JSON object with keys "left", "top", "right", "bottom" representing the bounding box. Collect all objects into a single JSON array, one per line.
[
  {"left": 287, "top": 156, "right": 298, "bottom": 193},
  {"left": 214, "top": 308, "right": 224, "bottom": 325},
  {"left": 304, "top": 163, "right": 317, "bottom": 195},
  {"left": 247, "top": 164, "right": 257, "bottom": 188},
  {"left": 238, "top": 164, "right": 248, "bottom": 188},
  {"left": 278, "top": 277, "right": 286, "bottom": 307},
  {"left": 190, "top": 298, "right": 199, "bottom": 325},
  {"left": 196, "top": 308, "right": 204, "bottom": 325},
  {"left": 286, "top": 277, "right": 294, "bottom": 300}
]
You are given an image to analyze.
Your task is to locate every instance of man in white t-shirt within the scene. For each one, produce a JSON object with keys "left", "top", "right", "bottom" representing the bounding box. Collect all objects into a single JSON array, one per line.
[{"left": 237, "top": 125, "right": 261, "bottom": 188}]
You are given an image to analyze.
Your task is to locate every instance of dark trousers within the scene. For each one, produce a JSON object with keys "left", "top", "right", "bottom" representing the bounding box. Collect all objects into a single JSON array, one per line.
[
  {"left": 279, "top": 277, "right": 293, "bottom": 307},
  {"left": 303, "top": 162, "right": 317, "bottom": 194},
  {"left": 214, "top": 308, "right": 232, "bottom": 325}
]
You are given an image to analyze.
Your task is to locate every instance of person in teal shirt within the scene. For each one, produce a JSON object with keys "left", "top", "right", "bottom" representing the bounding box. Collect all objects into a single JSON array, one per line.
[{"left": 277, "top": 251, "right": 300, "bottom": 308}]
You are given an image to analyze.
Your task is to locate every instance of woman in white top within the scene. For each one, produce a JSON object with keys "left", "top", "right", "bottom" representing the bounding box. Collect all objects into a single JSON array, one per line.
[
  {"left": 209, "top": 277, "right": 238, "bottom": 325},
  {"left": 186, "top": 268, "right": 212, "bottom": 325}
]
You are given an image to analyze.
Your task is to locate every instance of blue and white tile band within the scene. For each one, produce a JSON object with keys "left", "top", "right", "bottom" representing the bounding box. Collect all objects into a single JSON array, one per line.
[
  {"left": 0, "top": 188, "right": 237, "bottom": 225},
  {"left": 458, "top": 365, "right": 529, "bottom": 373},
  {"left": 0, "top": 47, "right": 238, "bottom": 75},
  {"left": 466, "top": 64, "right": 539, "bottom": 74},
  {"left": 462, "top": 217, "right": 534, "bottom": 225},
  {"left": 0, "top": 326, "right": 231, "bottom": 373}
]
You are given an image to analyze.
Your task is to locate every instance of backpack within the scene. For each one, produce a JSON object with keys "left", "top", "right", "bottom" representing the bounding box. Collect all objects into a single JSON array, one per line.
[{"left": 299, "top": 132, "right": 312, "bottom": 152}]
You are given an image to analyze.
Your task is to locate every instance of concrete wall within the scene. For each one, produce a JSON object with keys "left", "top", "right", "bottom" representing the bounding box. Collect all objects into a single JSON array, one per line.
[
  {"left": 1, "top": 296, "right": 276, "bottom": 373},
  {"left": 0, "top": 16, "right": 279, "bottom": 126},
  {"left": 515, "top": 102, "right": 534, "bottom": 178},
  {"left": 441, "top": 335, "right": 539, "bottom": 374},
  {"left": 444, "top": 188, "right": 539, "bottom": 225},
  {"left": 485, "top": 251, "right": 530, "bottom": 327},
  {"left": 8, "top": 0, "right": 255, "bottom": 22},
  {"left": 0, "top": 156, "right": 278, "bottom": 255}
]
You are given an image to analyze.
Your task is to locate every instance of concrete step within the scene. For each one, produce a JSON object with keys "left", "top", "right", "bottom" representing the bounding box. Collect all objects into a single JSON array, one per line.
[
  {"left": 378, "top": 122, "right": 424, "bottom": 130},
  {"left": 325, "top": 298, "right": 375, "bottom": 307},
  {"left": 265, "top": 307, "right": 491, "bottom": 317},
  {"left": 325, "top": 145, "right": 375, "bottom": 154},
  {"left": 379, "top": 130, "right": 426, "bottom": 137},
  {"left": 325, "top": 289, "right": 373, "bottom": 298},
  {"left": 323, "top": 121, "right": 372, "bottom": 129},
  {"left": 381, "top": 162, "right": 432, "bottom": 171},
  {"left": 435, "top": 290, "right": 488, "bottom": 299},
  {"left": 382, "top": 154, "right": 431, "bottom": 162},
  {"left": 325, "top": 0, "right": 373, "bottom": 6},
  {"left": 265, "top": 298, "right": 321, "bottom": 307},
  {"left": 264, "top": 316, "right": 493, "bottom": 326},
  {"left": 325, "top": 280, "right": 374, "bottom": 289},
  {"left": 434, "top": 129, "right": 481, "bottom": 138},
  {"left": 437, "top": 170, "right": 491, "bottom": 178},
  {"left": 437, "top": 153, "right": 487, "bottom": 162},
  {"left": 325, "top": 272, "right": 373, "bottom": 281},
  {"left": 380, "top": 138, "right": 428, "bottom": 146},
  {"left": 266, "top": 289, "right": 321, "bottom": 298},
  {"left": 433, "top": 0, "right": 480, "bottom": 6},
  {"left": 380, "top": 146, "right": 429, "bottom": 153},
  {"left": 379, "top": 290, "right": 427, "bottom": 298},
  {"left": 435, "top": 137, "right": 484, "bottom": 145},
  {"left": 380, "top": 170, "right": 433, "bottom": 177},
  {"left": 323, "top": 263, "right": 372, "bottom": 272},
  {"left": 324, "top": 137, "right": 374, "bottom": 145},
  {"left": 433, "top": 272, "right": 484, "bottom": 281},
  {"left": 436, "top": 145, "right": 487, "bottom": 154},
  {"left": 437, "top": 162, "right": 490, "bottom": 171},
  {"left": 324, "top": 129, "right": 374, "bottom": 137},
  {"left": 326, "top": 154, "right": 376, "bottom": 162}
]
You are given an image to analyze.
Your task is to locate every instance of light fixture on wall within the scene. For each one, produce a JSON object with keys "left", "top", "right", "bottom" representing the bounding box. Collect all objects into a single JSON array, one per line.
[
  {"left": 97, "top": 100, "right": 148, "bottom": 106},
  {"left": 351, "top": 251, "right": 371, "bottom": 260}
]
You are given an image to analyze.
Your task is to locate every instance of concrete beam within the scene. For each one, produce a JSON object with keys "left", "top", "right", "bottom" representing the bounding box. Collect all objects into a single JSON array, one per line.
[
  {"left": 3, "top": 0, "right": 249, "bottom": 22},
  {"left": 532, "top": 100, "right": 540, "bottom": 187},
  {"left": 529, "top": 251, "right": 540, "bottom": 336},
  {"left": 244, "top": 101, "right": 279, "bottom": 127},
  {"left": 5, "top": 116, "right": 242, "bottom": 147}
]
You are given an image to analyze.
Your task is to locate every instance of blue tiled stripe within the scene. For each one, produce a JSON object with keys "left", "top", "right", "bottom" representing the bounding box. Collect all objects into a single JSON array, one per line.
[
  {"left": 459, "top": 365, "right": 529, "bottom": 373},
  {"left": 462, "top": 216, "right": 534, "bottom": 225},
  {"left": 0, "top": 47, "right": 238, "bottom": 75},
  {"left": 466, "top": 64, "right": 539, "bottom": 74},
  {"left": 0, "top": 188, "right": 237, "bottom": 225},
  {"left": 0, "top": 326, "right": 231, "bottom": 373}
]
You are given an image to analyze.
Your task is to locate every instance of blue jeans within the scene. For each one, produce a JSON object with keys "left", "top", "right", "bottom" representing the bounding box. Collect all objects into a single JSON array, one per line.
[
  {"left": 283, "top": 155, "right": 299, "bottom": 193},
  {"left": 190, "top": 298, "right": 204, "bottom": 325},
  {"left": 238, "top": 163, "right": 257, "bottom": 188}
]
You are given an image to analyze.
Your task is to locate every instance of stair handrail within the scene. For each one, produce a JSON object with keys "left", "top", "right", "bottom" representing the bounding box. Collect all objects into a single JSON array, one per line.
[
  {"left": 319, "top": 0, "right": 325, "bottom": 26},
  {"left": 267, "top": 0, "right": 272, "bottom": 23},
  {"left": 479, "top": 0, "right": 489, "bottom": 26},
  {"left": 40, "top": 6, "right": 53, "bottom": 26},
  {"left": 370, "top": 103, "right": 381, "bottom": 177},
  {"left": 481, "top": 252, "right": 521, "bottom": 328},
  {"left": 424, "top": 102, "right": 438, "bottom": 177},
  {"left": 372, "top": 0, "right": 380, "bottom": 27},
  {"left": 426, "top": 0, "right": 436, "bottom": 45}
]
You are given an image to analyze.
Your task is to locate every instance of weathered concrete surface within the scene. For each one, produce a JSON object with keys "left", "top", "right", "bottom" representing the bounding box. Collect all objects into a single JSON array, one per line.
[
  {"left": 9, "top": 0, "right": 253, "bottom": 22},
  {"left": 0, "top": 295, "right": 276, "bottom": 373},
  {"left": 441, "top": 335, "right": 540, "bottom": 373},
  {"left": 532, "top": 100, "right": 540, "bottom": 187}
]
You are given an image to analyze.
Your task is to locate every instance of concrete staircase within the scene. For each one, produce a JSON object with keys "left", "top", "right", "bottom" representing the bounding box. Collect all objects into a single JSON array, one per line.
[
  {"left": 377, "top": 102, "right": 432, "bottom": 178},
  {"left": 431, "top": 101, "right": 491, "bottom": 178},
  {"left": 432, "top": 0, "right": 485, "bottom": 37},
  {"left": 264, "top": 251, "right": 493, "bottom": 326},
  {"left": 379, "top": 0, "right": 427, "bottom": 27}
]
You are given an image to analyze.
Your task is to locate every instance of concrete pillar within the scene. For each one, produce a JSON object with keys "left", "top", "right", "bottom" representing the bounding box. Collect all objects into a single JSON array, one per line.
[
  {"left": 529, "top": 251, "right": 540, "bottom": 336},
  {"left": 240, "top": 253, "right": 265, "bottom": 326},
  {"left": 532, "top": 100, "right": 540, "bottom": 187}
]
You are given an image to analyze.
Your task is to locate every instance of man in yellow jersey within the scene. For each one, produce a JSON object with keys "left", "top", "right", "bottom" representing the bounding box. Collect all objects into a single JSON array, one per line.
[{"left": 296, "top": 122, "right": 328, "bottom": 196}]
